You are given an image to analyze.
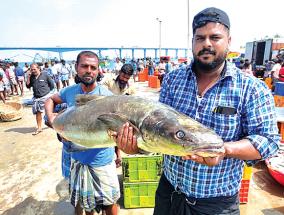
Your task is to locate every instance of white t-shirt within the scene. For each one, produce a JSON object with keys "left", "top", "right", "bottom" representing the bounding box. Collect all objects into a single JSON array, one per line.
[
  {"left": 114, "top": 61, "right": 123, "bottom": 71},
  {"left": 272, "top": 63, "right": 281, "bottom": 79}
]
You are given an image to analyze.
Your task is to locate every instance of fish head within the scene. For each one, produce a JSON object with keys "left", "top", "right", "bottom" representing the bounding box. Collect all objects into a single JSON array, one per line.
[{"left": 140, "top": 109, "right": 224, "bottom": 157}]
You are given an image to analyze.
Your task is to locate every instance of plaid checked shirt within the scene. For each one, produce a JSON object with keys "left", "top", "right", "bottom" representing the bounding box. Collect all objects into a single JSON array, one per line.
[{"left": 159, "top": 62, "right": 280, "bottom": 198}]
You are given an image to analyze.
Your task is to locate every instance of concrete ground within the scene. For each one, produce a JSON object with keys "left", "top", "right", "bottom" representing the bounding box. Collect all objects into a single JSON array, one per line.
[{"left": 0, "top": 78, "right": 283, "bottom": 215}]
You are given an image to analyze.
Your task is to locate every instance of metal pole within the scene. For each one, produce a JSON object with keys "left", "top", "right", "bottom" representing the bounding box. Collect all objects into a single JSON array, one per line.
[
  {"left": 187, "top": 0, "right": 190, "bottom": 62},
  {"left": 156, "top": 18, "right": 162, "bottom": 58}
]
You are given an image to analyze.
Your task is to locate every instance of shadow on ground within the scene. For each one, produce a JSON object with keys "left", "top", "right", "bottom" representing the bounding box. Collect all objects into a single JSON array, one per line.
[
  {"left": 252, "top": 162, "right": 284, "bottom": 198},
  {"left": 4, "top": 127, "right": 48, "bottom": 134},
  {"left": 2, "top": 179, "right": 73, "bottom": 215},
  {"left": 1, "top": 196, "right": 74, "bottom": 215},
  {"left": 262, "top": 207, "right": 284, "bottom": 215}
]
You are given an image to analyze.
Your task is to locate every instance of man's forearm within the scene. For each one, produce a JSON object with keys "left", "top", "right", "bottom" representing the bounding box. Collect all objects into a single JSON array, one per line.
[
  {"left": 225, "top": 139, "right": 262, "bottom": 160},
  {"left": 44, "top": 98, "right": 55, "bottom": 121}
]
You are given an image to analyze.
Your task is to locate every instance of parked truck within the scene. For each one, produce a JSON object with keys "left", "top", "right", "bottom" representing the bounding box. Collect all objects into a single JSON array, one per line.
[{"left": 245, "top": 38, "right": 284, "bottom": 67}]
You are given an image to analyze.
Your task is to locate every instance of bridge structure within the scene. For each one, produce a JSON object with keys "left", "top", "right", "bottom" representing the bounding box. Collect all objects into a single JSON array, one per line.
[{"left": 0, "top": 47, "right": 189, "bottom": 60}]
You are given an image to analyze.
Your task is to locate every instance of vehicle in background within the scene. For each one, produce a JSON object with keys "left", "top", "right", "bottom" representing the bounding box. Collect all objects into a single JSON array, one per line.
[{"left": 245, "top": 38, "right": 284, "bottom": 68}]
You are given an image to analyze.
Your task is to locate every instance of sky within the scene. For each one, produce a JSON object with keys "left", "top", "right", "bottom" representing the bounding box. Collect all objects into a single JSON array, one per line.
[{"left": 0, "top": 0, "right": 283, "bottom": 61}]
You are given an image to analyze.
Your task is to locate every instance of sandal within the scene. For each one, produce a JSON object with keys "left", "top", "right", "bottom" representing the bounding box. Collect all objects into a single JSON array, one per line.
[{"left": 32, "top": 129, "right": 42, "bottom": 136}]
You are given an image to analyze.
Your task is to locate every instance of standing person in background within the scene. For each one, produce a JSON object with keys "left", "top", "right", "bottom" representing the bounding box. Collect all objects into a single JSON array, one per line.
[
  {"left": 1, "top": 64, "right": 10, "bottom": 99},
  {"left": 148, "top": 58, "right": 155, "bottom": 76},
  {"left": 23, "top": 62, "right": 30, "bottom": 80},
  {"left": 59, "top": 60, "right": 71, "bottom": 88},
  {"left": 113, "top": 57, "right": 123, "bottom": 75},
  {"left": 50, "top": 60, "right": 61, "bottom": 91},
  {"left": 241, "top": 61, "right": 254, "bottom": 76},
  {"left": 14, "top": 62, "right": 25, "bottom": 96},
  {"left": 42, "top": 62, "right": 53, "bottom": 77},
  {"left": 0, "top": 72, "right": 5, "bottom": 103},
  {"left": 115, "top": 7, "right": 279, "bottom": 215},
  {"left": 6, "top": 63, "right": 19, "bottom": 96},
  {"left": 157, "top": 58, "right": 166, "bottom": 84},
  {"left": 23, "top": 63, "right": 31, "bottom": 92},
  {"left": 137, "top": 58, "right": 144, "bottom": 74},
  {"left": 26, "top": 63, "right": 54, "bottom": 135},
  {"left": 45, "top": 51, "right": 120, "bottom": 215},
  {"left": 0, "top": 65, "right": 6, "bottom": 102},
  {"left": 165, "top": 58, "right": 173, "bottom": 74},
  {"left": 130, "top": 58, "right": 138, "bottom": 82},
  {"left": 264, "top": 60, "right": 274, "bottom": 78},
  {"left": 271, "top": 58, "right": 282, "bottom": 91},
  {"left": 102, "top": 63, "right": 136, "bottom": 168}
]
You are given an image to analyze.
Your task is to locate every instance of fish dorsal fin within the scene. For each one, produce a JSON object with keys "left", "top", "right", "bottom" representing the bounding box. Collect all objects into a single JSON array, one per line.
[
  {"left": 75, "top": 94, "right": 106, "bottom": 106},
  {"left": 97, "top": 113, "right": 140, "bottom": 135}
]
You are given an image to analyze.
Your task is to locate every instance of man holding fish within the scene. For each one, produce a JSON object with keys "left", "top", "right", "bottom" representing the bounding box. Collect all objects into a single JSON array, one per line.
[
  {"left": 116, "top": 7, "right": 280, "bottom": 215},
  {"left": 45, "top": 51, "right": 120, "bottom": 215}
]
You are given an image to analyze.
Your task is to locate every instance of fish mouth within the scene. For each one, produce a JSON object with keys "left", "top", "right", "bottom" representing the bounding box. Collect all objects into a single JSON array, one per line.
[{"left": 191, "top": 145, "right": 225, "bottom": 155}]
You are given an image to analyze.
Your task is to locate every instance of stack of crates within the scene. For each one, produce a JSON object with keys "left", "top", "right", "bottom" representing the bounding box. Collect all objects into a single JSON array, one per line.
[
  {"left": 239, "top": 164, "right": 253, "bottom": 203},
  {"left": 122, "top": 154, "right": 163, "bottom": 208}
]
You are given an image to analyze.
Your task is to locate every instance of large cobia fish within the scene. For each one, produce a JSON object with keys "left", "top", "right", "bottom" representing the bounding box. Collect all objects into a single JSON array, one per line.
[{"left": 52, "top": 95, "right": 224, "bottom": 157}]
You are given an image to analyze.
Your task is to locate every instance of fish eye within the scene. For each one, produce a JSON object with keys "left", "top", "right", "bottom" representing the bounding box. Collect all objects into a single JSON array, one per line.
[{"left": 176, "top": 130, "right": 185, "bottom": 139}]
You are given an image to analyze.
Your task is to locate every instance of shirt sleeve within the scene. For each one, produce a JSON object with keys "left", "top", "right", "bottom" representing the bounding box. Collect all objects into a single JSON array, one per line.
[{"left": 243, "top": 82, "right": 280, "bottom": 165}]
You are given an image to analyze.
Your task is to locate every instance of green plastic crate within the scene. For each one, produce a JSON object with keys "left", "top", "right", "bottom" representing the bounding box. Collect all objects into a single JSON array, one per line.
[
  {"left": 122, "top": 155, "right": 162, "bottom": 182},
  {"left": 123, "top": 181, "right": 159, "bottom": 208}
]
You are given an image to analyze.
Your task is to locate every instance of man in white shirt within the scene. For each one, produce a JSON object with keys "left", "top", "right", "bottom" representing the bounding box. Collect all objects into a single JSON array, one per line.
[
  {"left": 50, "top": 60, "right": 61, "bottom": 91},
  {"left": 58, "top": 60, "right": 71, "bottom": 88},
  {"left": 271, "top": 58, "right": 282, "bottom": 91},
  {"left": 113, "top": 57, "right": 123, "bottom": 75}
]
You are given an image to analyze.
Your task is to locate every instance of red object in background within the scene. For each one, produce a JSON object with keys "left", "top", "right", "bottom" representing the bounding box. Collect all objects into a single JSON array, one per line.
[
  {"left": 178, "top": 57, "right": 187, "bottom": 63},
  {"left": 265, "top": 159, "right": 284, "bottom": 186},
  {"left": 267, "top": 166, "right": 284, "bottom": 186},
  {"left": 160, "top": 56, "right": 171, "bottom": 62},
  {"left": 239, "top": 179, "right": 250, "bottom": 203},
  {"left": 265, "top": 141, "right": 284, "bottom": 186},
  {"left": 279, "top": 67, "right": 284, "bottom": 82},
  {"left": 148, "top": 75, "right": 160, "bottom": 88}
]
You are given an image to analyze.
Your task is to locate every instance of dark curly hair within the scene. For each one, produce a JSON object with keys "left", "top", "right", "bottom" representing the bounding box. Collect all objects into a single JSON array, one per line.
[{"left": 120, "top": 63, "right": 134, "bottom": 76}]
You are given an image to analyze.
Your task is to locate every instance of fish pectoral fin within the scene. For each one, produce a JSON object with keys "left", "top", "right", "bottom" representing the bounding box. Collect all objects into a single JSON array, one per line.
[
  {"left": 75, "top": 94, "right": 106, "bottom": 106},
  {"left": 98, "top": 113, "right": 141, "bottom": 135}
]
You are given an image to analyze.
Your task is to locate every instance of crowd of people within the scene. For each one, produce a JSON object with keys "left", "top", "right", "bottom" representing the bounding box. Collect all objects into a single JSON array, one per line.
[
  {"left": 0, "top": 6, "right": 281, "bottom": 215},
  {"left": 0, "top": 59, "right": 76, "bottom": 103},
  {"left": 230, "top": 54, "right": 284, "bottom": 92}
]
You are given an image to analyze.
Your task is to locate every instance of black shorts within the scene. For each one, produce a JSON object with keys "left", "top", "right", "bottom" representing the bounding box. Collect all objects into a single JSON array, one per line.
[{"left": 154, "top": 173, "right": 240, "bottom": 215}]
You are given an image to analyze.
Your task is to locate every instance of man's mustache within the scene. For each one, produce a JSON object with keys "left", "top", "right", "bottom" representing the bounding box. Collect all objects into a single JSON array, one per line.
[
  {"left": 198, "top": 48, "right": 216, "bottom": 56},
  {"left": 82, "top": 75, "right": 93, "bottom": 78}
]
